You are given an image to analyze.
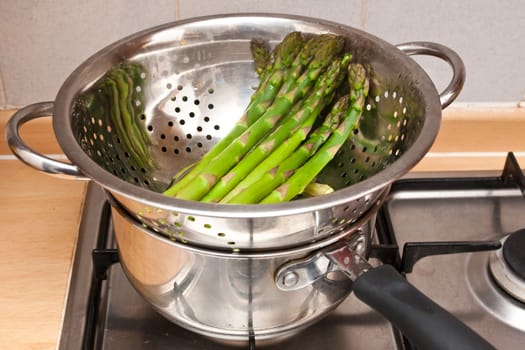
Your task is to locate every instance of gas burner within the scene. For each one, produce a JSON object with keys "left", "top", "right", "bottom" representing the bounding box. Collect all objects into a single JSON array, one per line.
[
  {"left": 489, "top": 229, "right": 525, "bottom": 303},
  {"left": 466, "top": 232, "right": 525, "bottom": 332}
]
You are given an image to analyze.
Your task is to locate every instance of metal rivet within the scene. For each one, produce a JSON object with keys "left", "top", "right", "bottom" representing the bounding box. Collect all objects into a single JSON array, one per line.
[{"left": 282, "top": 272, "right": 299, "bottom": 287}]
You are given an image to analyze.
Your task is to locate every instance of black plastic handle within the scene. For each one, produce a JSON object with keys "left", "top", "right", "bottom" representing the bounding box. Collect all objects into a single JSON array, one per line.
[{"left": 352, "top": 265, "right": 496, "bottom": 350}]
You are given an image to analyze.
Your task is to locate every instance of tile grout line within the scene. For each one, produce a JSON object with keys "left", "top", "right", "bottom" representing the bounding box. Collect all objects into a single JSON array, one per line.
[
  {"left": 174, "top": 0, "right": 180, "bottom": 20},
  {"left": 518, "top": 87, "right": 525, "bottom": 108},
  {"left": 0, "top": 68, "right": 8, "bottom": 109},
  {"left": 359, "top": 0, "right": 367, "bottom": 30}
]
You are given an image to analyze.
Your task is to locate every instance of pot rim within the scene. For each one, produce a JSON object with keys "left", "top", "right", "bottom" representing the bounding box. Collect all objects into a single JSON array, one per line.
[{"left": 107, "top": 186, "right": 388, "bottom": 258}]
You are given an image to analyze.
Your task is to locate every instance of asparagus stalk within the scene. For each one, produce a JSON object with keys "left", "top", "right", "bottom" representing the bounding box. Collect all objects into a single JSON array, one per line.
[
  {"left": 303, "top": 182, "right": 335, "bottom": 197},
  {"left": 119, "top": 63, "right": 151, "bottom": 147},
  {"left": 245, "top": 70, "right": 287, "bottom": 125},
  {"left": 219, "top": 121, "right": 310, "bottom": 203},
  {"left": 202, "top": 95, "right": 325, "bottom": 203},
  {"left": 109, "top": 68, "right": 151, "bottom": 149},
  {"left": 201, "top": 54, "right": 351, "bottom": 203},
  {"left": 250, "top": 38, "right": 272, "bottom": 79},
  {"left": 283, "top": 35, "right": 345, "bottom": 103},
  {"left": 218, "top": 98, "right": 309, "bottom": 202},
  {"left": 226, "top": 95, "right": 350, "bottom": 204},
  {"left": 108, "top": 70, "right": 153, "bottom": 162},
  {"left": 98, "top": 78, "right": 152, "bottom": 171},
  {"left": 245, "top": 34, "right": 327, "bottom": 125},
  {"left": 173, "top": 35, "right": 345, "bottom": 201},
  {"left": 162, "top": 32, "right": 305, "bottom": 197},
  {"left": 221, "top": 77, "right": 353, "bottom": 203},
  {"left": 245, "top": 32, "right": 306, "bottom": 124},
  {"left": 260, "top": 63, "right": 369, "bottom": 204}
]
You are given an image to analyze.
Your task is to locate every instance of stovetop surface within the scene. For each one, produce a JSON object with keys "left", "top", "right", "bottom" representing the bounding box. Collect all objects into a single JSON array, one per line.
[
  {"left": 59, "top": 161, "right": 525, "bottom": 349},
  {"left": 388, "top": 181, "right": 525, "bottom": 349}
]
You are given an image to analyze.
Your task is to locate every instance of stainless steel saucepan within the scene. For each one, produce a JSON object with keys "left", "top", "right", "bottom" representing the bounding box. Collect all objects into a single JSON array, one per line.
[{"left": 108, "top": 190, "right": 494, "bottom": 349}]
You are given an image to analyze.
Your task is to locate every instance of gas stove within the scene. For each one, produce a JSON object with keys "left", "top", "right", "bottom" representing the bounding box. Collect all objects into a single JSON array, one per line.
[{"left": 58, "top": 153, "right": 525, "bottom": 349}]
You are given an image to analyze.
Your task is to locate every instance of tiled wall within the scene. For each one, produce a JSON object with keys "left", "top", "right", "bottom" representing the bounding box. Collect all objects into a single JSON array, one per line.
[{"left": 1, "top": 0, "right": 524, "bottom": 108}]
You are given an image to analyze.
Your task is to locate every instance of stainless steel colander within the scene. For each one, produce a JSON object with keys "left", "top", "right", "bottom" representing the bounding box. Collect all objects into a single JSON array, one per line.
[{"left": 6, "top": 13, "right": 465, "bottom": 251}]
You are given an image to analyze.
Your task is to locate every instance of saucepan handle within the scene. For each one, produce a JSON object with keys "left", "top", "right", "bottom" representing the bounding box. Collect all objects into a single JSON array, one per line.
[
  {"left": 396, "top": 41, "right": 466, "bottom": 109},
  {"left": 352, "top": 265, "right": 495, "bottom": 350},
  {"left": 5, "top": 102, "right": 87, "bottom": 180},
  {"left": 324, "top": 242, "right": 495, "bottom": 350}
]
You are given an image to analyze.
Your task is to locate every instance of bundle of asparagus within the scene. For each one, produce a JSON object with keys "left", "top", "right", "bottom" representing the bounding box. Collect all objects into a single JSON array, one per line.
[{"left": 163, "top": 32, "right": 370, "bottom": 204}]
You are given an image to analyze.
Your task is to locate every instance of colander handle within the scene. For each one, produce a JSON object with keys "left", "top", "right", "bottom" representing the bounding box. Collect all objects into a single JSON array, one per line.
[
  {"left": 396, "top": 41, "right": 466, "bottom": 109},
  {"left": 5, "top": 102, "right": 87, "bottom": 180}
]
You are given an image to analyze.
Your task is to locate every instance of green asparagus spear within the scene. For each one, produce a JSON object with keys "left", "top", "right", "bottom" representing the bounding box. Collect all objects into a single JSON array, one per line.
[
  {"left": 119, "top": 63, "right": 152, "bottom": 148},
  {"left": 97, "top": 78, "right": 152, "bottom": 171},
  {"left": 219, "top": 97, "right": 315, "bottom": 203},
  {"left": 245, "top": 33, "right": 324, "bottom": 125},
  {"left": 107, "top": 69, "right": 154, "bottom": 167},
  {"left": 250, "top": 38, "right": 272, "bottom": 79},
  {"left": 260, "top": 63, "right": 369, "bottom": 204},
  {"left": 201, "top": 54, "right": 351, "bottom": 203},
  {"left": 245, "top": 70, "right": 287, "bottom": 125},
  {"left": 173, "top": 35, "right": 345, "bottom": 201},
  {"left": 109, "top": 68, "right": 151, "bottom": 152},
  {"left": 219, "top": 121, "right": 311, "bottom": 203},
  {"left": 162, "top": 32, "right": 305, "bottom": 197},
  {"left": 226, "top": 95, "right": 349, "bottom": 204},
  {"left": 303, "top": 182, "right": 335, "bottom": 197}
]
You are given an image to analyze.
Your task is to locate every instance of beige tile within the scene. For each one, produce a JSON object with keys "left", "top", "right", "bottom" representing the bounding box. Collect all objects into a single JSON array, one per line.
[
  {"left": 0, "top": 0, "right": 177, "bottom": 107},
  {"left": 364, "top": 0, "right": 525, "bottom": 103},
  {"left": 178, "top": 0, "right": 363, "bottom": 28},
  {"left": 0, "top": 70, "right": 6, "bottom": 108},
  {"left": 4, "top": 0, "right": 525, "bottom": 107}
]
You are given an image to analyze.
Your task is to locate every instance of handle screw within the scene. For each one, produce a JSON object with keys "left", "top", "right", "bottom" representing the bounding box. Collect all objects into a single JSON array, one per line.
[{"left": 282, "top": 271, "right": 299, "bottom": 287}]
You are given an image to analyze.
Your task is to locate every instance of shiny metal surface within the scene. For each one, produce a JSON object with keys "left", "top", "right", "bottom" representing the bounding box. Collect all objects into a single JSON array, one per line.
[
  {"left": 275, "top": 230, "right": 371, "bottom": 291},
  {"left": 396, "top": 41, "right": 466, "bottom": 108},
  {"left": 111, "top": 212, "right": 352, "bottom": 343},
  {"left": 488, "top": 236, "right": 525, "bottom": 303},
  {"left": 274, "top": 249, "right": 335, "bottom": 291},
  {"left": 468, "top": 250, "right": 525, "bottom": 332},
  {"left": 60, "top": 182, "right": 398, "bottom": 350},
  {"left": 5, "top": 102, "right": 87, "bottom": 179},
  {"left": 324, "top": 240, "right": 373, "bottom": 281},
  {"left": 102, "top": 264, "right": 396, "bottom": 350},
  {"left": 6, "top": 13, "right": 464, "bottom": 250},
  {"left": 109, "top": 192, "right": 385, "bottom": 343}
]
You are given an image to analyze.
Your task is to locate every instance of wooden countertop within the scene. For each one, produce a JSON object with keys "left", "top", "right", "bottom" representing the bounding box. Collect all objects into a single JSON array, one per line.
[
  {"left": 0, "top": 110, "right": 85, "bottom": 350},
  {"left": 1, "top": 107, "right": 524, "bottom": 350}
]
